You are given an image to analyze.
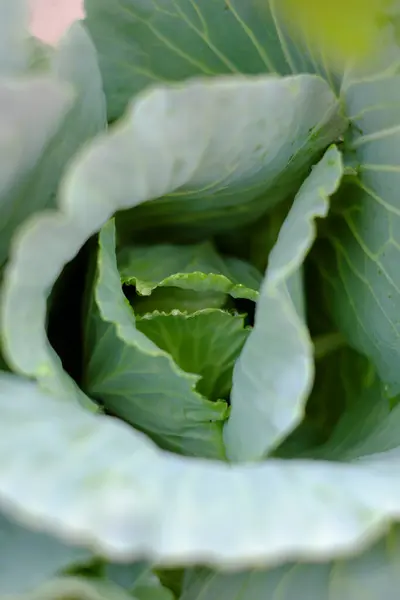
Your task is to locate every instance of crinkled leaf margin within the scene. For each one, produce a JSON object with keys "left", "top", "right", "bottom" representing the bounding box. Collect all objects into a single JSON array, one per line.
[{"left": 83, "top": 220, "right": 228, "bottom": 459}]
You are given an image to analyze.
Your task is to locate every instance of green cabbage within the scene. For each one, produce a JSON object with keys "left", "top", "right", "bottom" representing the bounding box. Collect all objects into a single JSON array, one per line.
[{"left": 2, "top": 0, "right": 400, "bottom": 598}]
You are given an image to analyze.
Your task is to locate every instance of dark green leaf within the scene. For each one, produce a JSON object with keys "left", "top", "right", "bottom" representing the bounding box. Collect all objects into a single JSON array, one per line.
[
  {"left": 84, "top": 0, "right": 321, "bottom": 121},
  {"left": 137, "top": 310, "right": 249, "bottom": 401}
]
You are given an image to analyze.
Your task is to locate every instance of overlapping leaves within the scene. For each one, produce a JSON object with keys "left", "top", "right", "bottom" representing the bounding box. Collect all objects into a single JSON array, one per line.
[
  {"left": 2, "top": 73, "right": 343, "bottom": 389},
  {"left": 84, "top": 222, "right": 229, "bottom": 459},
  {"left": 2, "top": 0, "right": 400, "bottom": 596},
  {"left": 0, "top": 17, "right": 106, "bottom": 266},
  {"left": 85, "top": 0, "right": 345, "bottom": 236},
  {"left": 1, "top": 369, "right": 400, "bottom": 570},
  {"left": 118, "top": 240, "right": 259, "bottom": 401},
  {"left": 0, "top": 65, "right": 397, "bottom": 570}
]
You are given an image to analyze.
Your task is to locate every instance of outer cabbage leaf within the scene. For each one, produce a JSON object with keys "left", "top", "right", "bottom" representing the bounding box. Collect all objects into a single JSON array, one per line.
[
  {"left": 0, "top": 0, "right": 29, "bottom": 76},
  {"left": 0, "top": 22, "right": 106, "bottom": 265},
  {"left": 181, "top": 366, "right": 400, "bottom": 599},
  {"left": 112, "top": 76, "right": 344, "bottom": 238},
  {"left": 84, "top": 221, "right": 228, "bottom": 459},
  {"left": 180, "top": 529, "right": 400, "bottom": 600},
  {"left": 6, "top": 577, "right": 137, "bottom": 600},
  {"left": 0, "top": 511, "right": 91, "bottom": 595},
  {"left": 319, "top": 38, "right": 400, "bottom": 395},
  {"left": 84, "top": 0, "right": 329, "bottom": 121},
  {"left": 2, "top": 373, "right": 400, "bottom": 567},
  {"left": 224, "top": 146, "right": 343, "bottom": 461},
  {"left": 0, "top": 78, "right": 73, "bottom": 264}
]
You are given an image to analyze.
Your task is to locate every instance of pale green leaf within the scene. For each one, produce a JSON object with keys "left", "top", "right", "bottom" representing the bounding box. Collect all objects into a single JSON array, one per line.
[
  {"left": 224, "top": 146, "right": 344, "bottom": 461},
  {"left": 0, "top": 0, "right": 29, "bottom": 76},
  {"left": 2, "top": 373, "right": 400, "bottom": 567},
  {"left": 112, "top": 75, "right": 345, "bottom": 238},
  {"left": 0, "top": 22, "right": 106, "bottom": 266},
  {"left": 0, "top": 512, "right": 91, "bottom": 595},
  {"left": 0, "top": 78, "right": 73, "bottom": 264},
  {"left": 84, "top": 220, "right": 227, "bottom": 458}
]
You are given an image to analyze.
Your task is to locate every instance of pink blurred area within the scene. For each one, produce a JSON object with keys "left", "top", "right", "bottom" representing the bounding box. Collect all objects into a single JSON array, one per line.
[{"left": 29, "top": 0, "right": 84, "bottom": 44}]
